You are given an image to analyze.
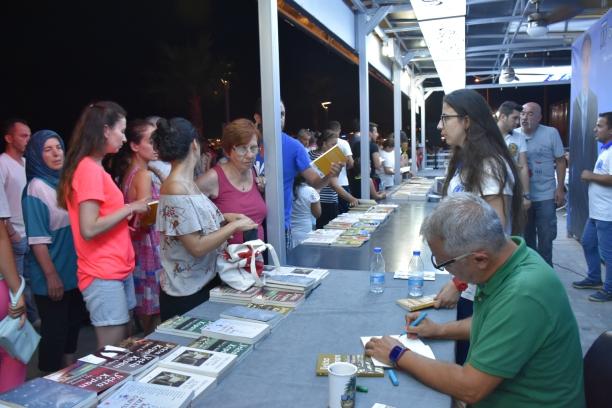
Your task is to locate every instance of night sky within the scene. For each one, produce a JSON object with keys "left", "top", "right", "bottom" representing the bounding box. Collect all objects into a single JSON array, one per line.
[{"left": 1, "top": 0, "right": 568, "bottom": 147}]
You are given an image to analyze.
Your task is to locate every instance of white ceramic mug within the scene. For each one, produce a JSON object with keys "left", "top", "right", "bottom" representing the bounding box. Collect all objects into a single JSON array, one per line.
[{"left": 328, "top": 362, "right": 357, "bottom": 408}]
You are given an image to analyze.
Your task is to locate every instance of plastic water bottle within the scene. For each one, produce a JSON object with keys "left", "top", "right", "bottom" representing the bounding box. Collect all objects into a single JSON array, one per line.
[
  {"left": 369, "top": 247, "right": 385, "bottom": 293},
  {"left": 407, "top": 250, "right": 424, "bottom": 298}
]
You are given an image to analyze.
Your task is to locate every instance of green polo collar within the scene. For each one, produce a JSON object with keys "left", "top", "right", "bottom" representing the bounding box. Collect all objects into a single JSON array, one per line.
[{"left": 477, "top": 237, "right": 528, "bottom": 297}]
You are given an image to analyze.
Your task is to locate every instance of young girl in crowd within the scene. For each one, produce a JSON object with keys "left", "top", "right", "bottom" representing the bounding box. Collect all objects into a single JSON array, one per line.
[
  {"left": 23, "top": 130, "right": 86, "bottom": 373},
  {"left": 57, "top": 101, "right": 149, "bottom": 348},
  {"left": 118, "top": 120, "right": 162, "bottom": 335},
  {"left": 309, "top": 129, "right": 358, "bottom": 229},
  {"left": 0, "top": 208, "right": 26, "bottom": 392},
  {"left": 153, "top": 118, "right": 257, "bottom": 321},
  {"left": 290, "top": 175, "right": 321, "bottom": 247},
  {"left": 197, "top": 119, "right": 266, "bottom": 244}
]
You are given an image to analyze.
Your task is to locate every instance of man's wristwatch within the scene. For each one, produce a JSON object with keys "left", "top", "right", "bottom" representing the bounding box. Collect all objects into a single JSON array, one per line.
[
  {"left": 389, "top": 345, "right": 408, "bottom": 367},
  {"left": 523, "top": 192, "right": 531, "bottom": 200},
  {"left": 452, "top": 276, "right": 468, "bottom": 292}
]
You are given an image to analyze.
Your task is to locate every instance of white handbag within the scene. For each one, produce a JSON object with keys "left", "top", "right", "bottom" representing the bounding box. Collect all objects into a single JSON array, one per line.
[
  {"left": 216, "top": 239, "right": 280, "bottom": 291},
  {"left": 0, "top": 277, "right": 41, "bottom": 364}
]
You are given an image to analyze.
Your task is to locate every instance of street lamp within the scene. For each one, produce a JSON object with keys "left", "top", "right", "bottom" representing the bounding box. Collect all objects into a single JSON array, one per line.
[
  {"left": 321, "top": 101, "right": 331, "bottom": 124},
  {"left": 220, "top": 78, "right": 230, "bottom": 124}
]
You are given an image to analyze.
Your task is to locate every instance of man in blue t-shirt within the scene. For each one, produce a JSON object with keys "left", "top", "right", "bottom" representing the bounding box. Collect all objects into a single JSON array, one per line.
[{"left": 253, "top": 100, "right": 339, "bottom": 239}]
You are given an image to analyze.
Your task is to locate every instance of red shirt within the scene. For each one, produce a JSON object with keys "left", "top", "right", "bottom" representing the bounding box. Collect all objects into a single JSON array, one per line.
[
  {"left": 211, "top": 165, "right": 267, "bottom": 244},
  {"left": 67, "top": 157, "right": 135, "bottom": 291}
]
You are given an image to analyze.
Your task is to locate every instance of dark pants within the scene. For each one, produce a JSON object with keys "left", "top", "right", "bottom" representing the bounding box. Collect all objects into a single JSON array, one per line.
[
  {"left": 455, "top": 297, "right": 473, "bottom": 365},
  {"left": 316, "top": 202, "right": 339, "bottom": 230},
  {"left": 525, "top": 199, "right": 557, "bottom": 266},
  {"left": 160, "top": 275, "right": 221, "bottom": 322},
  {"left": 337, "top": 185, "right": 351, "bottom": 214},
  {"left": 34, "top": 289, "right": 86, "bottom": 372}
]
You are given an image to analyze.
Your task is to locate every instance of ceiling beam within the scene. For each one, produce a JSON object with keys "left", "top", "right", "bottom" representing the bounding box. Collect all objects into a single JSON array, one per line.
[
  {"left": 466, "top": 46, "right": 571, "bottom": 57},
  {"left": 466, "top": 16, "right": 523, "bottom": 25},
  {"left": 467, "top": 40, "right": 568, "bottom": 53}
]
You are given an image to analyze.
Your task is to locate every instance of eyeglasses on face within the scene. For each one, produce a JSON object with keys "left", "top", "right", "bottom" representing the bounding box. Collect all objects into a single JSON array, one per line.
[
  {"left": 439, "top": 114, "right": 464, "bottom": 127},
  {"left": 520, "top": 111, "right": 535, "bottom": 117},
  {"left": 430, "top": 252, "right": 473, "bottom": 271},
  {"left": 233, "top": 145, "right": 259, "bottom": 156}
]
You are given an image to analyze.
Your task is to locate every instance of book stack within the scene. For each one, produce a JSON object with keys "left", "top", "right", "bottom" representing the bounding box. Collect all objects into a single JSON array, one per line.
[
  {"left": 209, "top": 285, "right": 263, "bottom": 305},
  {"left": 245, "top": 302, "right": 294, "bottom": 315},
  {"left": 189, "top": 335, "right": 252, "bottom": 364},
  {"left": 155, "top": 315, "right": 213, "bottom": 339},
  {"left": 315, "top": 354, "right": 384, "bottom": 377},
  {"left": 0, "top": 378, "right": 97, "bottom": 408},
  {"left": 199, "top": 318, "right": 270, "bottom": 345},
  {"left": 251, "top": 288, "right": 306, "bottom": 308},
  {"left": 99, "top": 381, "right": 194, "bottom": 408},
  {"left": 301, "top": 228, "right": 344, "bottom": 245},
  {"left": 119, "top": 337, "right": 179, "bottom": 359},
  {"left": 264, "top": 274, "right": 318, "bottom": 294},
  {"left": 220, "top": 305, "right": 285, "bottom": 329},
  {"left": 45, "top": 360, "right": 131, "bottom": 399},
  {"left": 395, "top": 295, "right": 436, "bottom": 312},
  {"left": 263, "top": 266, "right": 329, "bottom": 283},
  {"left": 78, "top": 345, "right": 159, "bottom": 379},
  {"left": 158, "top": 346, "right": 237, "bottom": 378},
  {"left": 138, "top": 366, "right": 216, "bottom": 402}
]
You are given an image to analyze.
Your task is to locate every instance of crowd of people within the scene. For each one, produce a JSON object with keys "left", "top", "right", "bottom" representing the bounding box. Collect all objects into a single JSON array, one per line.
[{"left": 0, "top": 87, "right": 609, "bottom": 407}]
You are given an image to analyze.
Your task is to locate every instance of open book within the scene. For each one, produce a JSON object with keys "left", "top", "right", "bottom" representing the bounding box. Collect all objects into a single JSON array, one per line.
[
  {"left": 361, "top": 335, "right": 435, "bottom": 367},
  {"left": 311, "top": 144, "right": 346, "bottom": 176}
]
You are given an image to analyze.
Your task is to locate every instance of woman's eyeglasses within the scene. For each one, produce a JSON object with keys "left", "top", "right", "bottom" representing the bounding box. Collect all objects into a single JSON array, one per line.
[
  {"left": 439, "top": 114, "right": 464, "bottom": 127},
  {"left": 233, "top": 145, "right": 259, "bottom": 156}
]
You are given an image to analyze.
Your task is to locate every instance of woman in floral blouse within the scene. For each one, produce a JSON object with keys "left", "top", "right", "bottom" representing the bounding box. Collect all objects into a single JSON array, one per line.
[{"left": 153, "top": 118, "right": 257, "bottom": 320}]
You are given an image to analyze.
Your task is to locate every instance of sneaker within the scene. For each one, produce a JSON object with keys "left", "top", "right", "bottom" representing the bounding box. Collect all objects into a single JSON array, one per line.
[
  {"left": 572, "top": 278, "right": 603, "bottom": 289},
  {"left": 588, "top": 290, "right": 612, "bottom": 302}
]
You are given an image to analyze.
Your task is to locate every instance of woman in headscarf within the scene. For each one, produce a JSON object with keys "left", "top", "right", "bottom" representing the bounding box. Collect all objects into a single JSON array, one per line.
[{"left": 22, "top": 130, "right": 86, "bottom": 373}]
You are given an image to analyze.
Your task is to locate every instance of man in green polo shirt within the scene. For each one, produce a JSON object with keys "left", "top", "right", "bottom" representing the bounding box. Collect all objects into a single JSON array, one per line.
[{"left": 365, "top": 193, "right": 584, "bottom": 407}]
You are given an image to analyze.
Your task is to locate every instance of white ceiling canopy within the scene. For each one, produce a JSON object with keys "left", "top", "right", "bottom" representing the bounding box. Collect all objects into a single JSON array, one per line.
[{"left": 410, "top": 0, "right": 467, "bottom": 93}]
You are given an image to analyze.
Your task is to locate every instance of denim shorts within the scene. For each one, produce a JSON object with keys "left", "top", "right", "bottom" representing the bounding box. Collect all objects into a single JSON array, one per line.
[{"left": 81, "top": 275, "right": 136, "bottom": 327}]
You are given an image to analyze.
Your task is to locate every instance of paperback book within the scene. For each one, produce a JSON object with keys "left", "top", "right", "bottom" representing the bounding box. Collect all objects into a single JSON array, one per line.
[
  {"left": 189, "top": 336, "right": 252, "bottom": 363},
  {"left": 396, "top": 295, "right": 436, "bottom": 312},
  {"left": 98, "top": 382, "right": 193, "bottom": 408},
  {"left": 361, "top": 336, "right": 435, "bottom": 367},
  {"left": 220, "top": 305, "right": 283, "bottom": 326},
  {"left": 251, "top": 289, "right": 305, "bottom": 308},
  {"left": 245, "top": 302, "right": 293, "bottom": 315},
  {"left": 119, "top": 337, "right": 178, "bottom": 359},
  {"left": 311, "top": 144, "right": 346, "bottom": 177},
  {"left": 263, "top": 266, "right": 329, "bottom": 283},
  {"left": 138, "top": 366, "right": 216, "bottom": 400},
  {"left": 264, "top": 274, "right": 317, "bottom": 293},
  {"left": 0, "top": 378, "right": 97, "bottom": 408},
  {"left": 102, "top": 351, "right": 158, "bottom": 378},
  {"left": 51, "top": 365, "right": 131, "bottom": 396},
  {"left": 315, "top": 354, "right": 384, "bottom": 377},
  {"left": 200, "top": 318, "right": 270, "bottom": 345},
  {"left": 159, "top": 346, "right": 236, "bottom": 378},
  {"left": 156, "top": 315, "right": 213, "bottom": 339},
  {"left": 209, "top": 285, "right": 263, "bottom": 305},
  {"left": 77, "top": 345, "right": 130, "bottom": 365}
]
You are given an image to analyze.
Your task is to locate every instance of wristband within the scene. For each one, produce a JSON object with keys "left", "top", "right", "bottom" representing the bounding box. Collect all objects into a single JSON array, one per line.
[
  {"left": 125, "top": 204, "right": 133, "bottom": 218},
  {"left": 452, "top": 276, "right": 468, "bottom": 292},
  {"left": 388, "top": 345, "right": 409, "bottom": 367}
]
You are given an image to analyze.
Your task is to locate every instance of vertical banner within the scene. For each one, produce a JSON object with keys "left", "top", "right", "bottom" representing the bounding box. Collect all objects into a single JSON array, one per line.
[{"left": 568, "top": 10, "right": 612, "bottom": 238}]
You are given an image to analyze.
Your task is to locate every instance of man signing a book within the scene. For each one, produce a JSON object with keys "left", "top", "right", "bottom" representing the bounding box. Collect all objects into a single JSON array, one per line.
[{"left": 364, "top": 193, "right": 584, "bottom": 408}]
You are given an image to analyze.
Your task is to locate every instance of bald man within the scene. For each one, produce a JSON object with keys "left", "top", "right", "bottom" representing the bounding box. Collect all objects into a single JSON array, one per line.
[{"left": 517, "top": 102, "right": 566, "bottom": 266}]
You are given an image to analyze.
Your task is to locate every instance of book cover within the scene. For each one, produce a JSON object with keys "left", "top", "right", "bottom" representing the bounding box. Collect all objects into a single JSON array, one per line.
[
  {"left": 77, "top": 344, "right": 130, "bottom": 365},
  {"left": 44, "top": 360, "right": 100, "bottom": 383},
  {"left": 159, "top": 346, "right": 236, "bottom": 378},
  {"left": 245, "top": 303, "right": 293, "bottom": 315},
  {"left": 251, "top": 289, "right": 305, "bottom": 307},
  {"left": 312, "top": 144, "right": 346, "bottom": 176},
  {"left": 62, "top": 366, "right": 131, "bottom": 395},
  {"left": 140, "top": 200, "right": 159, "bottom": 226},
  {"left": 156, "top": 315, "right": 213, "bottom": 338},
  {"left": 220, "top": 305, "right": 281, "bottom": 323},
  {"left": 119, "top": 337, "right": 178, "bottom": 358},
  {"left": 316, "top": 354, "right": 384, "bottom": 377},
  {"left": 189, "top": 336, "right": 252, "bottom": 360},
  {"left": 264, "top": 274, "right": 316, "bottom": 288},
  {"left": 360, "top": 336, "right": 435, "bottom": 367},
  {"left": 98, "top": 382, "right": 193, "bottom": 408},
  {"left": 102, "top": 351, "right": 158, "bottom": 376},
  {"left": 138, "top": 366, "right": 216, "bottom": 399},
  {"left": 0, "top": 378, "right": 97, "bottom": 408},
  {"left": 396, "top": 295, "right": 436, "bottom": 312},
  {"left": 201, "top": 318, "right": 270, "bottom": 345}
]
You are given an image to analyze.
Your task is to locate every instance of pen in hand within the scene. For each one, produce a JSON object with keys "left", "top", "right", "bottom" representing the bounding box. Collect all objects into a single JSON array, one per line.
[{"left": 402, "top": 312, "right": 428, "bottom": 336}]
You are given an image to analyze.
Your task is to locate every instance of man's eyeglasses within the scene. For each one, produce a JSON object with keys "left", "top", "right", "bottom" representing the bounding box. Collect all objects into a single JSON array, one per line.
[
  {"left": 233, "top": 145, "right": 259, "bottom": 156},
  {"left": 439, "top": 114, "right": 464, "bottom": 127},
  {"left": 430, "top": 252, "right": 473, "bottom": 271},
  {"left": 520, "top": 111, "right": 535, "bottom": 117}
]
